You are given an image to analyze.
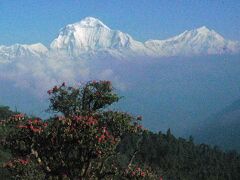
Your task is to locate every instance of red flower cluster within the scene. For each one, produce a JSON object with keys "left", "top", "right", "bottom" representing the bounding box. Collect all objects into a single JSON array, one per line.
[
  {"left": 73, "top": 116, "right": 98, "bottom": 126},
  {"left": 95, "top": 91, "right": 101, "bottom": 96},
  {"left": 47, "top": 89, "right": 53, "bottom": 94},
  {"left": 17, "top": 118, "right": 48, "bottom": 133},
  {"left": 17, "top": 125, "right": 28, "bottom": 129},
  {"left": 86, "top": 116, "right": 98, "bottom": 126},
  {"left": 125, "top": 166, "right": 147, "bottom": 178},
  {"left": 96, "top": 127, "right": 115, "bottom": 144},
  {"left": 48, "top": 82, "right": 65, "bottom": 94},
  {"left": 4, "top": 158, "right": 29, "bottom": 168},
  {"left": 11, "top": 114, "right": 25, "bottom": 121},
  {"left": 18, "top": 159, "right": 29, "bottom": 165}
]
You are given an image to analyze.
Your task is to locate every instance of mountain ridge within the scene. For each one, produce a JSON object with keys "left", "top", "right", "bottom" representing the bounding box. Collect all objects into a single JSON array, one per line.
[
  {"left": 0, "top": 17, "right": 239, "bottom": 61},
  {"left": 193, "top": 99, "right": 240, "bottom": 151}
]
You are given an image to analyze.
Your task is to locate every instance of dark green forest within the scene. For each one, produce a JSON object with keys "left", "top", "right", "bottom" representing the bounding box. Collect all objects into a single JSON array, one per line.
[{"left": 119, "top": 130, "right": 240, "bottom": 179}]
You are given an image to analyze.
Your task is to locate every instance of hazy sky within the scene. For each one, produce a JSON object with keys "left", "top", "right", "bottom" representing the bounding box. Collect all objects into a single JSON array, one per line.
[{"left": 0, "top": 0, "right": 239, "bottom": 46}]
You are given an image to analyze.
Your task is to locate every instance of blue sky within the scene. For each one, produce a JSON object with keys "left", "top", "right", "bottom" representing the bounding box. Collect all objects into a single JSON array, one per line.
[{"left": 0, "top": 0, "right": 239, "bottom": 46}]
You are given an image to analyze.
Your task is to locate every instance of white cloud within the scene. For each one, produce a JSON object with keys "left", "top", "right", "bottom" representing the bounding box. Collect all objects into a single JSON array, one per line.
[{"left": 0, "top": 56, "right": 127, "bottom": 98}]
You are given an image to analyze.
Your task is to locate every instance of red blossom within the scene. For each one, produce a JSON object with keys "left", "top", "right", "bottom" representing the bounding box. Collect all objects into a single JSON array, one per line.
[
  {"left": 73, "top": 116, "right": 98, "bottom": 126},
  {"left": 74, "top": 116, "right": 83, "bottom": 122},
  {"left": 141, "top": 172, "right": 146, "bottom": 177},
  {"left": 17, "top": 125, "right": 28, "bottom": 129},
  {"left": 47, "top": 89, "right": 53, "bottom": 94},
  {"left": 33, "top": 119, "right": 40, "bottom": 124},
  {"left": 101, "top": 80, "right": 110, "bottom": 85},
  {"left": 29, "top": 124, "right": 42, "bottom": 133},
  {"left": 12, "top": 114, "right": 25, "bottom": 120},
  {"left": 31, "top": 128, "right": 42, "bottom": 133},
  {"left": 95, "top": 91, "right": 102, "bottom": 96},
  {"left": 43, "top": 122, "right": 48, "bottom": 127},
  {"left": 136, "top": 167, "right": 141, "bottom": 172},
  {"left": 18, "top": 159, "right": 29, "bottom": 165},
  {"left": 52, "top": 86, "right": 58, "bottom": 92}
]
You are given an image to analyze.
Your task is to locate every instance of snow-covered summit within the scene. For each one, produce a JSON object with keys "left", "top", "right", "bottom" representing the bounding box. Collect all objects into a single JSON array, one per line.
[
  {"left": 50, "top": 17, "right": 151, "bottom": 58},
  {"left": 72, "top": 17, "right": 110, "bottom": 29},
  {"left": 145, "top": 26, "right": 240, "bottom": 56},
  {"left": 50, "top": 20, "right": 240, "bottom": 58},
  {"left": 0, "top": 43, "right": 48, "bottom": 62}
]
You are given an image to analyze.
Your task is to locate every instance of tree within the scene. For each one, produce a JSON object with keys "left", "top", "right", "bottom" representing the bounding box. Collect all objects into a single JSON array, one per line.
[
  {"left": 2, "top": 81, "right": 156, "bottom": 179},
  {"left": 0, "top": 106, "right": 16, "bottom": 119}
]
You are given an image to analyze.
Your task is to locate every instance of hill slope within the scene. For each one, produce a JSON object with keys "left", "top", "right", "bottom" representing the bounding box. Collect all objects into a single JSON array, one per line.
[{"left": 193, "top": 99, "right": 240, "bottom": 151}]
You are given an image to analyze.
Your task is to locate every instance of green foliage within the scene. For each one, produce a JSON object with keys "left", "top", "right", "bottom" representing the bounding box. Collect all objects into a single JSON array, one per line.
[
  {"left": 119, "top": 130, "right": 240, "bottom": 180},
  {"left": 0, "top": 106, "right": 17, "bottom": 119},
  {"left": 47, "top": 81, "right": 119, "bottom": 116},
  {"left": 0, "top": 106, "right": 19, "bottom": 179}
]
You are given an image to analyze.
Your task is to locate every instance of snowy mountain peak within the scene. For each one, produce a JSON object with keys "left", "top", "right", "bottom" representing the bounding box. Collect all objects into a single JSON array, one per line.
[
  {"left": 196, "top": 26, "right": 210, "bottom": 32},
  {"left": 50, "top": 17, "right": 149, "bottom": 58},
  {"left": 145, "top": 25, "right": 239, "bottom": 56},
  {"left": 177, "top": 26, "right": 223, "bottom": 40},
  {"left": 185, "top": 26, "right": 231, "bottom": 46},
  {"left": 23, "top": 43, "right": 48, "bottom": 54},
  {"left": 0, "top": 43, "right": 48, "bottom": 62},
  {"left": 73, "top": 17, "right": 110, "bottom": 29}
]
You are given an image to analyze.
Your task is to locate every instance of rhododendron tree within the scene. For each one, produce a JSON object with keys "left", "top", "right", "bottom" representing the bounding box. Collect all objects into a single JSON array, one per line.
[
  {"left": 48, "top": 81, "right": 119, "bottom": 116},
  {"left": 1, "top": 81, "right": 157, "bottom": 179}
]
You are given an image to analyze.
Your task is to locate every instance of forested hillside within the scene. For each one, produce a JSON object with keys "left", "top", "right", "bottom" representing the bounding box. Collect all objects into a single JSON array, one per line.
[
  {"left": 0, "top": 82, "right": 240, "bottom": 179},
  {"left": 119, "top": 130, "right": 240, "bottom": 179}
]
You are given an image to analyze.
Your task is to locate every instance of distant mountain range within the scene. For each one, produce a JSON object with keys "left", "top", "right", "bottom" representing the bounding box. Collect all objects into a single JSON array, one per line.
[
  {"left": 0, "top": 17, "right": 240, "bottom": 62},
  {"left": 193, "top": 99, "right": 240, "bottom": 151}
]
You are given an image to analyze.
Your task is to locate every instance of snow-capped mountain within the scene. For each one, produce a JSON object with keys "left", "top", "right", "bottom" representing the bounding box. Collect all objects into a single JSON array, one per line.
[
  {"left": 0, "top": 17, "right": 239, "bottom": 61},
  {"left": 145, "top": 26, "right": 240, "bottom": 56},
  {"left": 50, "top": 18, "right": 240, "bottom": 58},
  {"left": 0, "top": 43, "right": 48, "bottom": 62},
  {"left": 50, "top": 17, "right": 151, "bottom": 58}
]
